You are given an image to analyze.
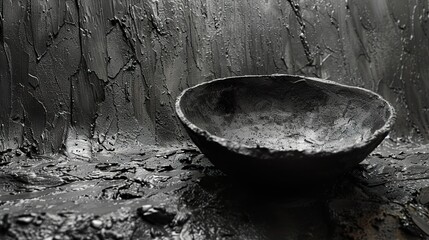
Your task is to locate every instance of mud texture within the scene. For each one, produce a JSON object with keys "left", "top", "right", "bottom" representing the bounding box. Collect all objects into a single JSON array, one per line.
[
  {"left": 0, "top": 140, "right": 428, "bottom": 239},
  {"left": 1, "top": 0, "right": 429, "bottom": 155},
  {"left": 176, "top": 75, "right": 395, "bottom": 181}
]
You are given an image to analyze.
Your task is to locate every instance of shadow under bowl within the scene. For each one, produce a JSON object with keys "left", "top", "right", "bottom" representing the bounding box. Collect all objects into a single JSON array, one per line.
[{"left": 176, "top": 74, "right": 396, "bottom": 183}]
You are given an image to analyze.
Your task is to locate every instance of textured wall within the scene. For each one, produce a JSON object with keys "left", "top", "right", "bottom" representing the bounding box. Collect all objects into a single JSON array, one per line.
[{"left": 0, "top": 0, "right": 428, "bottom": 155}]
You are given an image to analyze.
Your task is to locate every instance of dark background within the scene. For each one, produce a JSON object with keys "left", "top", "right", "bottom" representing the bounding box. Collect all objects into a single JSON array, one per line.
[{"left": 1, "top": 0, "right": 428, "bottom": 154}]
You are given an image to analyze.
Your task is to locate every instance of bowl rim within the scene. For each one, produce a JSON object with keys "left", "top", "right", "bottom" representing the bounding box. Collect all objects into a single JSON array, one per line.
[{"left": 175, "top": 74, "right": 397, "bottom": 158}]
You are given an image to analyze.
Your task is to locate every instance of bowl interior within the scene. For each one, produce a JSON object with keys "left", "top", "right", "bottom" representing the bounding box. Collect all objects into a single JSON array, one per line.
[{"left": 179, "top": 76, "right": 392, "bottom": 151}]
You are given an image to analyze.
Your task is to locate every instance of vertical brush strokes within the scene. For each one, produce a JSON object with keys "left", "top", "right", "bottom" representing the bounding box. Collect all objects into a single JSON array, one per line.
[
  {"left": 0, "top": 31, "right": 12, "bottom": 151},
  {"left": 77, "top": 0, "right": 108, "bottom": 82},
  {"left": 0, "top": 0, "right": 428, "bottom": 154}
]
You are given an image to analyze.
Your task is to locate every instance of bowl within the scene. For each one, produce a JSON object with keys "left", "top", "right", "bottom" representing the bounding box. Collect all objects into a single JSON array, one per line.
[{"left": 175, "top": 74, "right": 396, "bottom": 182}]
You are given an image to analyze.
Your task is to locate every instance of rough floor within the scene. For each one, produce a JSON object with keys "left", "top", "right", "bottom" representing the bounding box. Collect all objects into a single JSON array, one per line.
[{"left": 0, "top": 139, "right": 429, "bottom": 239}]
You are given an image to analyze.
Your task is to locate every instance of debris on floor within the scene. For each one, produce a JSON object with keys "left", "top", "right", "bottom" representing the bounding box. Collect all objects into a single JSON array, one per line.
[{"left": 0, "top": 140, "right": 428, "bottom": 239}]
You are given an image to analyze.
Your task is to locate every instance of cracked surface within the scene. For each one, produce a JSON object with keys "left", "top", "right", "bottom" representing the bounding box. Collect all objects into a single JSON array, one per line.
[
  {"left": 1, "top": 0, "right": 429, "bottom": 155},
  {"left": 0, "top": 140, "right": 429, "bottom": 239},
  {"left": 1, "top": 1, "right": 429, "bottom": 238}
]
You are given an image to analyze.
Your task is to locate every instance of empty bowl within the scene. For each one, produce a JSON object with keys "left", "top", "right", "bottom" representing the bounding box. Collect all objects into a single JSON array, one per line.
[{"left": 176, "top": 74, "right": 396, "bottom": 182}]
